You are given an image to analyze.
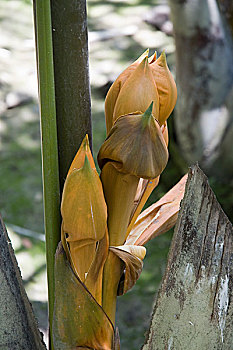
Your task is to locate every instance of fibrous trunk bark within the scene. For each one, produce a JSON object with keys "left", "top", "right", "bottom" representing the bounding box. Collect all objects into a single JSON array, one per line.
[
  {"left": 143, "top": 164, "right": 233, "bottom": 349},
  {"left": 0, "top": 215, "right": 47, "bottom": 350},
  {"left": 169, "top": 0, "right": 233, "bottom": 180}
]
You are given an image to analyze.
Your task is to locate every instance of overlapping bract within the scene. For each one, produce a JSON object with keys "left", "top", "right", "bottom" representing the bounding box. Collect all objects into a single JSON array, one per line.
[
  {"left": 53, "top": 50, "right": 185, "bottom": 350},
  {"left": 98, "top": 105, "right": 168, "bottom": 179},
  {"left": 105, "top": 50, "right": 177, "bottom": 134},
  {"left": 53, "top": 137, "right": 114, "bottom": 350},
  {"left": 60, "top": 136, "right": 108, "bottom": 304}
]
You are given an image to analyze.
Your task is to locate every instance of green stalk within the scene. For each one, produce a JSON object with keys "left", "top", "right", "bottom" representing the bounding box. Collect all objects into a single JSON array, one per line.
[
  {"left": 50, "top": 0, "right": 92, "bottom": 191},
  {"left": 33, "top": 1, "right": 60, "bottom": 349}
]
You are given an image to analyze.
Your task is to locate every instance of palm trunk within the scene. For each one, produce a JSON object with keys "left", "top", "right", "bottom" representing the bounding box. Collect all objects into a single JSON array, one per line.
[
  {"left": 143, "top": 165, "right": 233, "bottom": 349},
  {"left": 169, "top": 0, "right": 233, "bottom": 180}
]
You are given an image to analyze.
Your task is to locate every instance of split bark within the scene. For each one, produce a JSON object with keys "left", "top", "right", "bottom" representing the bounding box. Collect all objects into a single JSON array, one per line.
[
  {"left": 143, "top": 164, "right": 233, "bottom": 349},
  {"left": 0, "top": 215, "right": 46, "bottom": 350},
  {"left": 169, "top": 0, "right": 233, "bottom": 180}
]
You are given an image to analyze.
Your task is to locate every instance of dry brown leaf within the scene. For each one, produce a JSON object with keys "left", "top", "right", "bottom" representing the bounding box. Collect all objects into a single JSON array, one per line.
[
  {"left": 127, "top": 176, "right": 160, "bottom": 236},
  {"left": 110, "top": 245, "right": 146, "bottom": 295},
  {"left": 126, "top": 174, "right": 188, "bottom": 246}
]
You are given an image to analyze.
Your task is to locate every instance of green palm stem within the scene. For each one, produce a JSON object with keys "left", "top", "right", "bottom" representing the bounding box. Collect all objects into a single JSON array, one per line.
[{"left": 33, "top": 1, "right": 60, "bottom": 349}]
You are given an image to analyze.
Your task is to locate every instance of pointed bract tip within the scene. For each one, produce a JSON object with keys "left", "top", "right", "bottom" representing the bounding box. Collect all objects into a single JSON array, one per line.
[
  {"left": 149, "top": 51, "right": 157, "bottom": 64},
  {"left": 140, "top": 56, "right": 149, "bottom": 71},
  {"left": 82, "top": 134, "right": 90, "bottom": 150},
  {"left": 136, "top": 49, "right": 149, "bottom": 62},
  {"left": 156, "top": 50, "right": 167, "bottom": 67},
  {"left": 144, "top": 101, "right": 153, "bottom": 116},
  {"left": 142, "top": 102, "right": 154, "bottom": 127},
  {"left": 84, "top": 133, "right": 89, "bottom": 143},
  {"left": 83, "top": 154, "right": 92, "bottom": 173}
]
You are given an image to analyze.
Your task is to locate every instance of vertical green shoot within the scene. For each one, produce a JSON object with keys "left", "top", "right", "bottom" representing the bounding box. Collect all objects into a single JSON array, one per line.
[{"left": 33, "top": 1, "right": 60, "bottom": 349}]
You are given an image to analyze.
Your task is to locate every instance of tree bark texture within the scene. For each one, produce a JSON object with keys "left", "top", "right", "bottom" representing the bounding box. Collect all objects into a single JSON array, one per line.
[
  {"left": 51, "top": 0, "right": 92, "bottom": 191},
  {"left": 0, "top": 215, "right": 47, "bottom": 350},
  {"left": 143, "top": 164, "right": 233, "bottom": 349},
  {"left": 217, "top": 0, "right": 233, "bottom": 35},
  {"left": 169, "top": 0, "right": 233, "bottom": 180}
]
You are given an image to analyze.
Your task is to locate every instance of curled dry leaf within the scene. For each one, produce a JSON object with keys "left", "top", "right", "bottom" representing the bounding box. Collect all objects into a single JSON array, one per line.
[
  {"left": 53, "top": 243, "right": 114, "bottom": 350},
  {"left": 126, "top": 174, "right": 188, "bottom": 246},
  {"left": 110, "top": 245, "right": 146, "bottom": 295},
  {"left": 127, "top": 177, "right": 160, "bottom": 236}
]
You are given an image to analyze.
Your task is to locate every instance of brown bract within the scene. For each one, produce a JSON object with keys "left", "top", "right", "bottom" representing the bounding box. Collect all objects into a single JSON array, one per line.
[
  {"left": 98, "top": 109, "right": 168, "bottom": 179},
  {"left": 150, "top": 52, "right": 177, "bottom": 126},
  {"left": 60, "top": 136, "right": 108, "bottom": 305},
  {"left": 67, "top": 134, "right": 95, "bottom": 175},
  {"left": 61, "top": 157, "right": 107, "bottom": 282},
  {"left": 105, "top": 49, "right": 149, "bottom": 135},
  {"left": 53, "top": 244, "right": 114, "bottom": 350},
  {"left": 105, "top": 50, "right": 177, "bottom": 135},
  {"left": 112, "top": 58, "right": 160, "bottom": 128}
]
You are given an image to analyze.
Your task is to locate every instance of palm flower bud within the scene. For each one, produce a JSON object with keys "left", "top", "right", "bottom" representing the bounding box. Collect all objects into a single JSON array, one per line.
[
  {"left": 98, "top": 102, "right": 168, "bottom": 179},
  {"left": 105, "top": 50, "right": 177, "bottom": 135},
  {"left": 98, "top": 103, "right": 168, "bottom": 324}
]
